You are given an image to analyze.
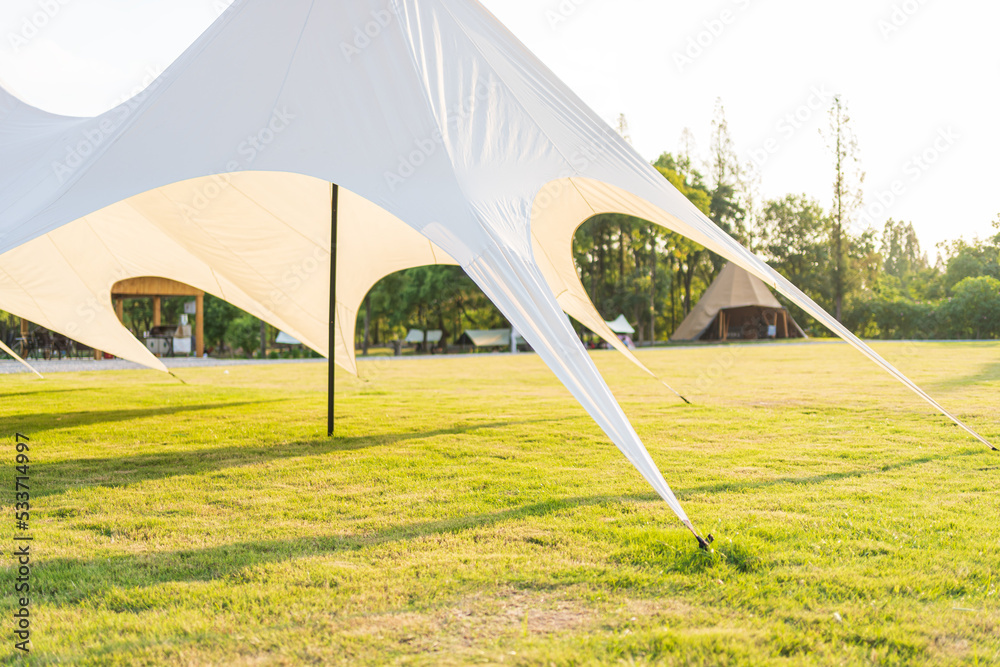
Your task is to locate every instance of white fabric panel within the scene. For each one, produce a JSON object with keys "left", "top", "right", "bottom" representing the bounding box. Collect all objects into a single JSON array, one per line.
[
  {"left": 0, "top": 170, "right": 649, "bottom": 380},
  {"left": 606, "top": 315, "right": 636, "bottom": 335}
]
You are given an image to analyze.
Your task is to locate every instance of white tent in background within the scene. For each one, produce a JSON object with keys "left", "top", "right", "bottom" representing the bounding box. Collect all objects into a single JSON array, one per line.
[
  {"left": 275, "top": 331, "right": 302, "bottom": 346},
  {"left": 606, "top": 315, "right": 636, "bottom": 335},
  {"left": 458, "top": 329, "right": 523, "bottom": 348},
  {"left": 0, "top": 0, "right": 993, "bottom": 546},
  {"left": 405, "top": 329, "right": 443, "bottom": 345}
]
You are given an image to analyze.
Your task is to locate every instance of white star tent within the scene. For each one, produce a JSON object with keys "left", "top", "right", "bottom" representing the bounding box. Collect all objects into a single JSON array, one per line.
[{"left": 0, "top": 0, "right": 993, "bottom": 546}]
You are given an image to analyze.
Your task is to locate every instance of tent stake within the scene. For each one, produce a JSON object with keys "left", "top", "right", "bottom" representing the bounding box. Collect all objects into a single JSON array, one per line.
[
  {"left": 683, "top": 519, "right": 714, "bottom": 551},
  {"left": 660, "top": 380, "right": 691, "bottom": 405},
  {"left": 328, "top": 183, "right": 339, "bottom": 438}
]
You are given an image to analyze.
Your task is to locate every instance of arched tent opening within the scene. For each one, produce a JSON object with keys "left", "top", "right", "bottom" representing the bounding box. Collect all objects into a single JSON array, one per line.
[
  {"left": 353, "top": 265, "right": 510, "bottom": 357},
  {"left": 111, "top": 277, "right": 205, "bottom": 358}
]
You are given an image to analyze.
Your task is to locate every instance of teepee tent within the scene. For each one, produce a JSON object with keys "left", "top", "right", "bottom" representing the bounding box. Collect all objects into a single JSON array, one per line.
[
  {"left": 672, "top": 263, "right": 807, "bottom": 341},
  {"left": 0, "top": 0, "right": 993, "bottom": 545}
]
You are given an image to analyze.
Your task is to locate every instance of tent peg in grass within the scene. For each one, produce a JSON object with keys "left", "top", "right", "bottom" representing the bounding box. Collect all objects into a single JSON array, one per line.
[
  {"left": 684, "top": 520, "right": 715, "bottom": 551},
  {"left": 658, "top": 380, "right": 691, "bottom": 404},
  {"left": 169, "top": 372, "right": 188, "bottom": 385}
]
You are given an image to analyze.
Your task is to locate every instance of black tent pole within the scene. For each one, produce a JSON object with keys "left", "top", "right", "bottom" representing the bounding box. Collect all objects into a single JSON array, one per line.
[{"left": 328, "top": 183, "right": 339, "bottom": 437}]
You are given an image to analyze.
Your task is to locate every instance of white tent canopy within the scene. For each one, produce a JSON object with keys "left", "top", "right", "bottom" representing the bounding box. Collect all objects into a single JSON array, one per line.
[
  {"left": 606, "top": 315, "right": 636, "bottom": 335},
  {"left": 406, "top": 329, "right": 443, "bottom": 344},
  {"left": 460, "top": 329, "right": 522, "bottom": 348},
  {"left": 0, "top": 170, "right": 664, "bottom": 381},
  {"left": 0, "top": 0, "right": 993, "bottom": 544}
]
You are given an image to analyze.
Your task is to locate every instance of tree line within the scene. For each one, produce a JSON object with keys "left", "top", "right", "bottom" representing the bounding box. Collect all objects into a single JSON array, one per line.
[{"left": 360, "top": 98, "right": 1000, "bottom": 346}]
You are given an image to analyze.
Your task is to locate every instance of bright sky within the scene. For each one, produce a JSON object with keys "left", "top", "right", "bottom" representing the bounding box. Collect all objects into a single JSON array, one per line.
[{"left": 1, "top": 0, "right": 997, "bottom": 254}]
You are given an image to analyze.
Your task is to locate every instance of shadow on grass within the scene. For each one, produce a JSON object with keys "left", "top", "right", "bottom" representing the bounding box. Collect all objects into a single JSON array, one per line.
[
  {"left": 24, "top": 447, "right": 989, "bottom": 607},
  {"left": 676, "top": 448, "right": 986, "bottom": 498},
  {"left": 1, "top": 387, "right": 101, "bottom": 399},
  {"left": 33, "top": 493, "right": 647, "bottom": 608},
  {"left": 32, "top": 418, "right": 563, "bottom": 498},
  {"left": 930, "top": 361, "right": 1000, "bottom": 390},
  {"left": 8, "top": 400, "right": 286, "bottom": 434}
]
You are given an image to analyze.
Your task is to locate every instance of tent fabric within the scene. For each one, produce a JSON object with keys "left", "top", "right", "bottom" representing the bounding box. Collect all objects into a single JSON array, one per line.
[
  {"left": 671, "top": 263, "right": 806, "bottom": 341},
  {"left": 459, "top": 329, "right": 516, "bottom": 348},
  {"left": 606, "top": 315, "right": 636, "bottom": 335},
  {"left": 0, "top": 170, "right": 648, "bottom": 378},
  {"left": 406, "top": 329, "right": 443, "bottom": 344},
  {"left": 0, "top": 0, "right": 992, "bottom": 542}
]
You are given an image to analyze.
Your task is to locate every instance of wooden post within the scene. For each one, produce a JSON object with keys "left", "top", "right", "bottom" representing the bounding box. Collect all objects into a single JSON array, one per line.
[
  {"left": 328, "top": 183, "right": 339, "bottom": 437},
  {"left": 781, "top": 310, "right": 789, "bottom": 338},
  {"left": 721, "top": 311, "right": 728, "bottom": 341},
  {"left": 20, "top": 317, "right": 28, "bottom": 339},
  {"left": 115, "top": 298, "right": 124, "bottom": 323},
  {"left": 153, "top": 296, "right": 161, "bottom": 327},
  {"left": 195, "top": 293, "right": 204, "bottom": 357}
]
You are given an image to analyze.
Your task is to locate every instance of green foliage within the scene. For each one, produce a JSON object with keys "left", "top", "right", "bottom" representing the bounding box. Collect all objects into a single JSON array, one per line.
[
  {"left": 359, "top": 265, "right": 505, "bottom": 348},
  {"left": 940, "top": 276, "right": 1000, "bottom": 339},
  {"left": 760, "top": 194, "right": 832, "bottom": 308},
  {"left": 203, "top": 294, "right": 244, "bottom": 349},
  {"left": 843, "top": 297, "right": 940, "bottom": 340},
  {"left": 224, "top": 313, "right": 261, "bottom": 357}
]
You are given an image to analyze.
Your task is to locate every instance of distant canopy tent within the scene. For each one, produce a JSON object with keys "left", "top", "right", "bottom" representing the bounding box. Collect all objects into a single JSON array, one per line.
[
  {"left": 457, "top": 329, "right": 524, "bottom": 349},
  {"left": 671, "top": 264, "right": 807, "bottom": 342},
  {"left": 275, "top": 331, "right": 302, "bottom": 346},
  {"left": 405, "top": 329, "right": 443, "bottom": 345},
  {"left": 0, "top": 0, "right": 993, "bottom": 546},
  {"left": 605, "top": 315, "right": 635, "bottom": 335}
]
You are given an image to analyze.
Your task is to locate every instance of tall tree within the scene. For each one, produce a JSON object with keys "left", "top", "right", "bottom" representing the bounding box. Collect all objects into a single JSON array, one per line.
[
  {"left": 760, "top": 194, "right": 833, "bottom": 310},
  {"left": 881, "top": 219, "right": 926, "bottom": 282},
  {"left": 822, "top": 95, "right": 865, "bottom": 320}
]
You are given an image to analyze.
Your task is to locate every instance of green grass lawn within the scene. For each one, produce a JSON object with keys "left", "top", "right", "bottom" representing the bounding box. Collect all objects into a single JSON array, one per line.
[{"left": 1, "top": 341, "right": 999, "bottom": 665}]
